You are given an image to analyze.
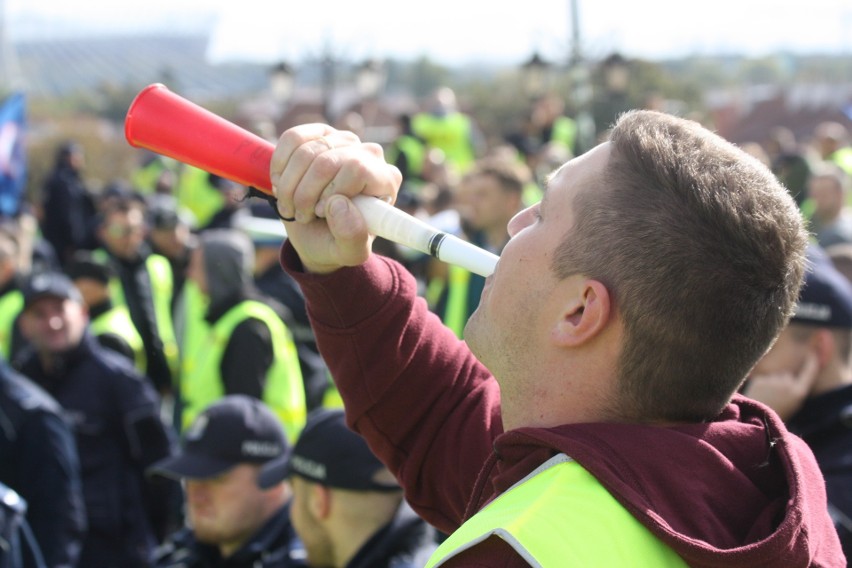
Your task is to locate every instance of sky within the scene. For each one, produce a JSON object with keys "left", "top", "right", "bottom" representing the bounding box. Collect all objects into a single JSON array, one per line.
[{"left": 6, "top": 0, "right": 852, "bottom": 66}]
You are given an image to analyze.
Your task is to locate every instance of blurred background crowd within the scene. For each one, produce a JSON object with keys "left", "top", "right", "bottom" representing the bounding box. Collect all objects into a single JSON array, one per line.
[{"left": 0, "top": 1, "right": 851, "bottom": 566}]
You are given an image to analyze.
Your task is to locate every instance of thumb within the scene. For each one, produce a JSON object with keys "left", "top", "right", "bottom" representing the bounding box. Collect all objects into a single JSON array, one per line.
[{"left": 325, "top": 195, "right": 370, "bottom": 264}]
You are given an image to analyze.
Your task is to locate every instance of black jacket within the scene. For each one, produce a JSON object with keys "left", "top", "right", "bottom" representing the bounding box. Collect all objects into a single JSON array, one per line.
[
  {"left": 40, "top": 167, "right": 97, "bottom": 267},
  {"left": 154, "top": 502, "right": 305, "bottom": 568},
  {"left": 346, "top": 502, "right": 437, "bottom": 568},
  {"left": 788, "top": 384, "right": 852, "bottom": 561},
  {"left": 0, "top": 365, "right": 85, "bottom": 568},
  {"left": 15, "top": 333, "right": 178, "bottom": 568}
]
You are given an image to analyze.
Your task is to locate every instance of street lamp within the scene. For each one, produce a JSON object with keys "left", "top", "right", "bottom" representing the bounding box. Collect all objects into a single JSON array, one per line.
[
  {"left": 601, "top": 53, "right": 629, "bottom": 95},
  {"left": 521, "top": 52, "right": 552, "bottom": 98},
  {"left": 269, "top": 61, "right": 295, "bottom": 107},
  {"left": 592, "top": 52, "right": 631, "bottom": 140},
  {"left": 355, "top": 58, "right": 386, "bottom": 100}
]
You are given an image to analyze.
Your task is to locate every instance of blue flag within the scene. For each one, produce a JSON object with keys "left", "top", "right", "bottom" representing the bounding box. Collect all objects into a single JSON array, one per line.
[{"left": 0, "top": 93, "right": 26, "bottom": 217}]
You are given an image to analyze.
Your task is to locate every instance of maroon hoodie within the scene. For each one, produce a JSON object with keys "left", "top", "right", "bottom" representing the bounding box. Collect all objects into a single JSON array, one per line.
[{"left": 281, "top": 243, "right": 845, "bottom": 567}]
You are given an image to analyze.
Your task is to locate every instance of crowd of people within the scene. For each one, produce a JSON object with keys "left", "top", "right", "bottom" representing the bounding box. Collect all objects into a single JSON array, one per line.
[{"left": 0, "top": 85, "right": 850, "bottom": 567}]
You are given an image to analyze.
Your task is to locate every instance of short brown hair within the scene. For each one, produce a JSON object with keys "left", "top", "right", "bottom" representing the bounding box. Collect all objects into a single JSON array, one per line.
[
  {"left": 464, "top": 158, "right": 527, "bottom": 197},
  {"left": 552, "top": 110, "right": 808, "bottom": 422}
]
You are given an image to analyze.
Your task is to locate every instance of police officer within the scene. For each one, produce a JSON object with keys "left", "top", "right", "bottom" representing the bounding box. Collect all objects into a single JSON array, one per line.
[
  {"left": 149, "top": 396, "right": 306, "bottom": 568},
  {"left": 0, "top": 363, "right": 85, "bottom": 568},
  {"left": 258, "top": 409, "right": 437, "bottom": 568},
  {"left": 14, "top": 271, "right": 178, "bottom": 567},
  {"left": 182, "top": 229, "right": 305, "bottom": 440}
]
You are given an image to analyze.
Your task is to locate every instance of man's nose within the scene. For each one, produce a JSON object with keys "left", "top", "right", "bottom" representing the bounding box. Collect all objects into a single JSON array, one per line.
[{"left": 507, "top": 207, "right": 533, "bottom": 237}]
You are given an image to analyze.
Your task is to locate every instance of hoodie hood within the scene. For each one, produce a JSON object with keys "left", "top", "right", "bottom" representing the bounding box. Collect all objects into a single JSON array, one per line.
[
  {"left": 200, "top": 229, "right": 255, "bottom": 308},
  {"left": 497, "top": 395, "right": 844, "bottom": 568}
]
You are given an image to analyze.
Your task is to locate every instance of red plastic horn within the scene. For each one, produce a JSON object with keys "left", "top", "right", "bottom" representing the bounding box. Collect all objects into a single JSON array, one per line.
[{"left": 124, "top": 83, "right": 275, "bottom": 195}]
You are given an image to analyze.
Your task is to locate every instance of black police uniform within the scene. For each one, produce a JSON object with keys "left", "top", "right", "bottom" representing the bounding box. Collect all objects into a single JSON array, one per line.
[
  {"left": 154, "top": 502, "right": 305, "bottom": 568},
  {"left": 787, "top": 383, "right": 852, "bottom": 561},
  {"left": 0, "top": 364, "right": 85, "bottom": 568},
  {"left": 16, "top": 333, "right": 177, "bottom": 568}
]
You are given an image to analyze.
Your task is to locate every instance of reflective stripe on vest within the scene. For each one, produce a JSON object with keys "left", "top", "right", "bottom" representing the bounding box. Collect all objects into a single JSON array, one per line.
[
  {"left": 180, "top": 300, "right": 306, "bottom": 442},
  {"left": 94, "top": 250, "right": 180, "bottom": 382},
  {"left": 0, "top": 290, "right": 22, "bottom": 360},
  {"left": 426, "top": 454, "right": 687, "bottom": 568},
  {"left": 89, "top": 304, "right": 147, "bottom": 372}
]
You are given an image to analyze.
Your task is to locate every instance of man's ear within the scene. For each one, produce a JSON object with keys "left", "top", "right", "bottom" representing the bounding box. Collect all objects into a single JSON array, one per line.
[
  {"left": 811, "top": 328, "right": 836, "bottom": 369},
  {"left": 551, "top": 279, "right": 612, "bottom": 347},
  {"left": 310, "top": 483, "right": 332, "bottom": 520}
]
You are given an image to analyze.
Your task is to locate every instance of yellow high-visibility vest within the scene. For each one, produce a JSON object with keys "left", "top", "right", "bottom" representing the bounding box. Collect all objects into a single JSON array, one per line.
[
  {"left": 180, "top": 300, "right": 306, "bottom": 442},
  {"left": 89, "top": 304, "right": 147, "bottom": 372},
  {"left": 0, "top": 290, "right": 22, "bottom": 360},
  {"left": 427, "top": 454, "right": 687, "bottom": 567},
  {"left": 94, "top": 250, "right": 180, "bottom": 383}
]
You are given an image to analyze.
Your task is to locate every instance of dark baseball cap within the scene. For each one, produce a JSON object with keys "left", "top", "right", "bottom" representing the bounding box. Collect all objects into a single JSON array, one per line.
[
  {"left": 22, "top": 272, "right": 83, "bottom": 311},
  {"left": 148, "top": 395, "right": 288, "bottom": 480},
  {"left": 792, "top": 244, "right": 852, "bottom": 328},
  {"left": 65, "top": 251, "right": 114, "bottom": 285},
  {"left": 257, "top": 408, "right": 400, "bottom": 492},
  {"left": 148, "top": 195, "right": 190, "bottom": 230}
]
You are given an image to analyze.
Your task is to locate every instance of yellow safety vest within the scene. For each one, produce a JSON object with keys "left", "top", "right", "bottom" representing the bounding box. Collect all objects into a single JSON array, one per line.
[
  {"left": 89, "top": 304, "right": 147, "bottom": 372},
  {"left": 386, "top": 134, "right": 426, "bottom": 179},
  {"left": 180, "top": 300, "right": 306, "bottom": 442},
  {"left": 93, "top": 250, "right": 180, "bottom": 384},
  {"left": 427, "top": 454, "right": 687, "bottom": 567},
  {"left": 550, "top": 116, "right": 578, "bottom": 155},
  {"left": 443, "top": 265, "right": 472, "bottom": 339},
  {"left": 175, "top": 165, "right": 224, "bottom": 229},
  {"left": 412, "top": 112, "right": 475, "bottom": 174},
  {"left": 177, "top": 280, "right": 209, "bottom": 374},
  {"left": 0, "top": 290, "right": 22, "bottom": 361},
  {"left": 830, "top": 147, "right": 852, "bottom": 177},
  {"left": 131, "top": 156, "right": 179, "bottom": 196}
]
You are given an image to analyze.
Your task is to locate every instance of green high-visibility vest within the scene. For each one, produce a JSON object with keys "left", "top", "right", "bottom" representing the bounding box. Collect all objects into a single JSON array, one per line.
[
  {"left": 550, "top": 115, "right": 578, "bottom": 154},
  {"left": 177, "top": 280, "right": 209, "bottom": 373},
  {"left": 180, "top": 300, "right": 306, "bottom": 442},
  {"left": 426, "top": 454, "right": 687, "bottom": 568},
  {"left": 443, "top": 265, "right": 471, "bottom": 339},
  {"left": 89, "top": 304, "right": 147, "bottom": 372},
  {"left": 0, "top": 290, "right": 22, "bottom": 360},
  {"left": 830, "top": 147, "right": 852, "bottom": 177},
  {"left": 412, "top": 112, "right": 475, "bottom": 174},
  {"left": 386, "top": 134, "right": 426, "bottom": 179},
  {"left": 94, "top": 250, "right": 180, "bottom": 383},
  {"left": 176, "top": 165, "right": 224, "bottom": 229},
  {"left": 426, "top": 265, "right": 473, "bottom": 339}
]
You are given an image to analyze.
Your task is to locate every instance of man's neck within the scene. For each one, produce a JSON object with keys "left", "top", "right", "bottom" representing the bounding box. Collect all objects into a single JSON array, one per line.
[{"left": 811, "top": 364, "right": 852, "bottom": 396}]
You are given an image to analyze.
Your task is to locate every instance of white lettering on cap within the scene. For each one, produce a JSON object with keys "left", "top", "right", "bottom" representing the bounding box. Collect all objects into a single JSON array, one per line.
[
  {"left": 795, "top": 302, "right": 831, "bottom": 322},
  {"left": 290, "top": 455, "right": 327, "bottom": 480},
  {"left": 241, "top": 440, "right": 282, "bottom": 457},
  {"left": 185, "top": 414, "right": 209, "bottom": 441}
]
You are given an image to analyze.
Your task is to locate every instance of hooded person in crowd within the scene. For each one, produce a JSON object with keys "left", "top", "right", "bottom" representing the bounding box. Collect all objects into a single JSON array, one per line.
[{"left": 181, "top": 229, "right": 305, "bottom": 440}]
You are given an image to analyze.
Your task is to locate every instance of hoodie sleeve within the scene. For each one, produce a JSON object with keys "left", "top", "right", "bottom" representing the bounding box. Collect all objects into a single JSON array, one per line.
[{"left": 281, "top": 241, "right": 503, "bottom": 533}]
